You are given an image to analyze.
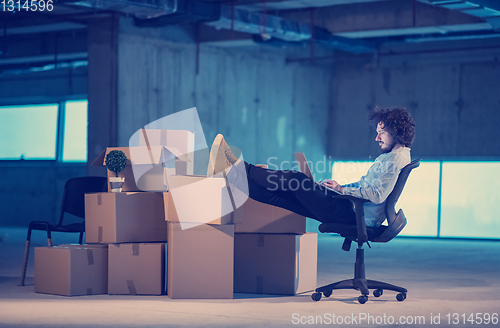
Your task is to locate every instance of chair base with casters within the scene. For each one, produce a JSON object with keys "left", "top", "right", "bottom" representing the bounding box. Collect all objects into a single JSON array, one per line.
[
  {"left": 311, "top": 159, "right": 420, "bottom": 304},
  {"left": 19, "top": 176, "right": 107, "bottom": 286},
  {"left": 312, "top": 239, "right": 407, "bottom": 304}
]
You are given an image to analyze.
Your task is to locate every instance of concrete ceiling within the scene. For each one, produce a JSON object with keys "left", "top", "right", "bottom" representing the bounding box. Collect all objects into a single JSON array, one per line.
[{"left": 1, "top": 0, "right": 500, "bottom": 69}]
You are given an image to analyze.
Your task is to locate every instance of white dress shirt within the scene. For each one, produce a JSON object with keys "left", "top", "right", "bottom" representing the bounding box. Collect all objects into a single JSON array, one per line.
[{"left": 342, "top": 147, "right": 411, "bottom": 227}]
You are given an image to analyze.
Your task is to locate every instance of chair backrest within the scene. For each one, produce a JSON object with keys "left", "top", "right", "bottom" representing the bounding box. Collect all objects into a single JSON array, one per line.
[
  {"left": 58, "top": 176, "right": 108, "bottom": 224},
  {"left": 385, "top": 159, "right": 421, "bottom": 226},
  {"left": 369, "top": 159, "right": 420, "bottom": 243}
]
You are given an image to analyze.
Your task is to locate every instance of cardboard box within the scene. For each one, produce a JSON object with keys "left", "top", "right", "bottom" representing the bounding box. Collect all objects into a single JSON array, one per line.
[
  {"left": 92, "top": 146, "right": 190, "bottom": 192},
  {"left": 34, "top": 245, "right": 108, "bottom": 296},
  {"left": 167, "top": 222, "right": 234, "bottom": 299},
  {"left": 234, "top": 198, "right": 306, "bottom": 234},
  {"left": 85, "top": 192, "right": 168, "bottom": 244},
  {"left": 108, "top": 243, "right": 165, "bottom": 295},
  {"left": 163, "top": 175, "right": 247, "bottom": 226},
  {"left": 234, "top": 232, "right": 317, "bottom": 295},
  {"left": 137, "top": 129, "right": 195, "bottom": 176}
]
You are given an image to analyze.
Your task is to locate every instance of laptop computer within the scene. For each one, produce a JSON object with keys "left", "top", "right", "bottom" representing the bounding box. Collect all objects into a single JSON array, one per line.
[{"left": 294, "top": 152, "right": 342, "bottom": 195}]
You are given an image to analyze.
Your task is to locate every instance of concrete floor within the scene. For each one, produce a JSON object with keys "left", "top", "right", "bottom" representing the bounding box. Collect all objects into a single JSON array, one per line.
[{"left": 1, "top": 227, "right": 499, "bottom": 328}]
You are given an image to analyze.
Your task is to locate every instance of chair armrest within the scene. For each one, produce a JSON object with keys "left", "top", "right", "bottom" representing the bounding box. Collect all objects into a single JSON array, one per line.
[{"left": 331, "top": 193, "right": 370, "bottom": 243}]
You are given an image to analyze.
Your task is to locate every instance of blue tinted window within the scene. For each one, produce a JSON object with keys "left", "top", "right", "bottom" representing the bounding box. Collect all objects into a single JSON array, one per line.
[
  {"left": 397, "top": 162, "right": 440, "bottom": 237},
  {"left": 0, "top": 104, "right": 58, "bottom": 160},
  {"left": 332, "top": 161, "right": 373, "bottom": 185},
  {"left": 440, "top": 162, "right": 500, "bottom": 238},
  {"left": 63, "top": 100, "right": 88, "bottom": 162},
  {"left": 333, "top": 161, "right": 439, "bottom": 237}
]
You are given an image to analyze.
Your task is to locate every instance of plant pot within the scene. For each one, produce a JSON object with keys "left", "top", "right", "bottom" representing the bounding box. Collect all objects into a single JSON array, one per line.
[{"left": 109, "top": 177, "right": 125, "bottom": 192}]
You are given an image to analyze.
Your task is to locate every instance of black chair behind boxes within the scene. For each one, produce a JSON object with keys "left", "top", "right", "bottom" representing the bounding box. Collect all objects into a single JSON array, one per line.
[
  {"left": 312, "top": 159, "right": 420, "bottom": 304},
  {"left": 19, "top": 176, "right": 107, "bottom": 286}
]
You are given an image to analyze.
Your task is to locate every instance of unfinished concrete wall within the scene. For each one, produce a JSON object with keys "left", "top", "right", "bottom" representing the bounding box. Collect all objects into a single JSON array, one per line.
[
  {"left": 87, "top": 15, "right": 120, "bottom": 177},
  {"left": 0, "top": 18, "right": 332, "bottom": 228},
  {"left": 329, "top": 49, "right": 500, "bottom": 159},
  {"left": 0, "top": 67, "right": 87, "bottom": 101},
  {"left": 116, "top": 18, "right": 332, "bottom": 176}
]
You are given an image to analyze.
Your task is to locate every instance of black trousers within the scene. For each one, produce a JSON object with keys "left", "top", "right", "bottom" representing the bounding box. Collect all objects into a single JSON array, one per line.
[{"left": 244, "top": 162, "right": 356, "bottom": 224}]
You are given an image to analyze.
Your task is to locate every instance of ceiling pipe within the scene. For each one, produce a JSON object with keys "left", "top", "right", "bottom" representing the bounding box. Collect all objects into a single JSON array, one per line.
[
  {"left": 206, "top": 5, "right": 375, "bottom": 53},
  {"left": 62, "top": 0, "right": 375, "bottom": 54},
  {"left": 206, "top": 5, "right": 310, "bottom": 42},
  {"left": 62, "top": 0, "right": 178, "bottom": 20},
  {"left": 134, "top": 0, "right": 219, "bottom": 26},
  {"left": 427, "top": 0, "right": 500, "bottom": 31}
]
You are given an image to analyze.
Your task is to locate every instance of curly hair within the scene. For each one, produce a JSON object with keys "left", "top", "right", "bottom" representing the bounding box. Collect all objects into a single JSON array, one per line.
[{"left": 369, "top": 107, "right": 415, "bottom": 147}]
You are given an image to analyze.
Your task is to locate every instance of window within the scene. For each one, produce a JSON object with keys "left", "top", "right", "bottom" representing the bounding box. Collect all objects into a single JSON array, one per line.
[
  {"left": 0, "top": 100, "right": 88, "bottom": 162},
  {"left": 0, "top": 104, "right": 58, "bottom": 160},
  {"left": 396, "top": 162, "right": 440, "bottom": 237},
  {"left": 63, "top": 100, "right": 88, "bottom": 162},
  {"left": 332, "top": 161, "right": 439, "bottom": 237},
  {"left": 331, "top": 160, "right": 500, "bottom": 239},
  {"left": 332, "top": 161, "right": 373, "bottom": 185},
  {"left": 440, "top": 162, "right": 500, "bottom": 239}
]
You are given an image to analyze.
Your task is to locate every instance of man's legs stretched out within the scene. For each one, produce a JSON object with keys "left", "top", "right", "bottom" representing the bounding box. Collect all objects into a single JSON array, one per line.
[
  {"left": 208, "top": 134, "right": 356, "bottom": 225},
  {"left": 244, "top": 163, "right": 356, "bottom": 224},
  {"left": 244, "top": 170, "right": 318, "bottom": 219}
]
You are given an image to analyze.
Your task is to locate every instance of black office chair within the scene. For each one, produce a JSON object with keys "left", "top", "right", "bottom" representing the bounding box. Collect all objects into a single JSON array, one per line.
[
  {"left": 19, "top": 176, "right": 107, "bottom": 286},
  {"left": 312, "top": 159, "right": 420, "bottom": 304}
]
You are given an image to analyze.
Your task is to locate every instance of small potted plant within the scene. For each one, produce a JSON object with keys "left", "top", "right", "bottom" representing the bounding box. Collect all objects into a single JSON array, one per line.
[{"left": 105, "top": 150, "right": 128, "bottom": 192}]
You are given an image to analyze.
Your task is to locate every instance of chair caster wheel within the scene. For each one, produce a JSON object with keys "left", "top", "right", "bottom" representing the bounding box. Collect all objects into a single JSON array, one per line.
[
  {"left": 373, "top": 289, "right": 383, "bottom": 297},
  {"left": 323, "top": 290, "right": 332, "bottom": 298},
  {"left": 358, "top": 295, "right": 368, "bottom": 304},
  {"left": 311, "top": 292, "right": 322, "bottom": 302},
  {"left": 396, "top": 292, "right": 407, "bottom": 302}
]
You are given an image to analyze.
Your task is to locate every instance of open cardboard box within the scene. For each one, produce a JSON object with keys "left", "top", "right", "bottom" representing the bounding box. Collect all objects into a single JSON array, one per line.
[
  {"left": 163, "top": 175, "right": 247, "bottom": 227},
  {"left": 92, "top": 146, "right": 190, "bottom": 192},
  {"left": 162, "top": 152, "right": 249, "bottom": 227},
  {"left": 136, "top": 129, "right": 195, "bottom": 176}
]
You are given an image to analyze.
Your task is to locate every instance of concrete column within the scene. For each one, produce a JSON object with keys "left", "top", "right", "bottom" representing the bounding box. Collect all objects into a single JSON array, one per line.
[{"left": 87, "top": 14, "right": 120, "bottom": 176}]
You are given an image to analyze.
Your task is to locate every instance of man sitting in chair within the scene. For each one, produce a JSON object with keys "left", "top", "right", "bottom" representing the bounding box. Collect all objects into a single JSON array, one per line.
[{"left": 208, "top": 107, "right": 415, "bottom": 227}]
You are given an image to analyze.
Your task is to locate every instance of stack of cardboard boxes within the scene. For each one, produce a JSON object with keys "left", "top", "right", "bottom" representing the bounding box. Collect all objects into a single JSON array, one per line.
[
  {"left": 34, "top": 131, "right": 317, "bottom": 298},
  {"left": 162, "top": 171, "right": 245, "bottom": 299},
  {"left": 85, "top": 189, "right": 167, "bottom": 295},
  {"left": 233, "top": 179, "right": 318, "bottom": 295}
]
